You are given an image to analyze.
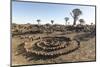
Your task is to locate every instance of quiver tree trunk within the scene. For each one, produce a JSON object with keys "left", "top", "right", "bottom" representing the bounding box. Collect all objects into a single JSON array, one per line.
[{"left": 73, "top": 17, "right": 77, "bottom": 25}]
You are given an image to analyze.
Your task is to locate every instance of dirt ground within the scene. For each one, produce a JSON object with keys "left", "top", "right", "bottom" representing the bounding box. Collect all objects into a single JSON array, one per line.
[{"left": 12, "top": 32, "right": 96, "bottom": 66}]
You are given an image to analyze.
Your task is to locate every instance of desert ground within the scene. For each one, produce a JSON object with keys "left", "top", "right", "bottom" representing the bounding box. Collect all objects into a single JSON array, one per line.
[{"left": 11, "top": 23, "right": 96, "bottom": 66}]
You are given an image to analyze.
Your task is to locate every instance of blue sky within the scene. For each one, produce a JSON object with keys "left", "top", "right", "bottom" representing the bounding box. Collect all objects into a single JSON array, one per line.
[{"left": 12, "top": 1, "right": 95, "bottom": 25}]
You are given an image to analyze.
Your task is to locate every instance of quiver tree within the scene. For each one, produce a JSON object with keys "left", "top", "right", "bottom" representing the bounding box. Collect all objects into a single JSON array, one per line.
[
  {"left": 51, "top": 20, "right": 54, "bottom": 25},
  {"left": 91, "top": 22, "right": 93, "bottom": 25},
  {"left": 51, "top": 20, "right": 54, "bottom": 32},
  {"left": 79, "top": 19, "right": 85, "bottom": 25},
  {"left": 68, "top": 22, "right": 70, "bottom": 25},
  {"left": 70, "top": 8, "right": 82, "bottom": 25},
  {"left": 64, "top": 17, "right": 69, "bottom": 25},
  {"left": 37, "top": 19, "right": 41, "bottom": 25},
  {"left": 36, "top": 19, "right": 41, "bottom": 32}
]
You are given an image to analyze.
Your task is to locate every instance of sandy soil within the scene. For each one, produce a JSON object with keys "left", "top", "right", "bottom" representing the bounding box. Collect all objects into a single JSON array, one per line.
[{"left": 12, "top": 32, "right": 96, "bottom": 66}]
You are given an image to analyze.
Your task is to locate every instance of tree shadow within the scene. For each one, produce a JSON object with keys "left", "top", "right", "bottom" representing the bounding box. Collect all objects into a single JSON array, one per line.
[
  {"left": 27, "top": 54, "right": 59, "bottom": 61},
  {"left": 74, "top": 32, "right": 95, "bottom": 41}
]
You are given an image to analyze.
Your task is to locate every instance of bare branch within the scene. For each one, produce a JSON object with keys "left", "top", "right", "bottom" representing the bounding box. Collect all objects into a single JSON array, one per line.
[{"left": 70, "top": 12, "right": 74, "bottom": 18}]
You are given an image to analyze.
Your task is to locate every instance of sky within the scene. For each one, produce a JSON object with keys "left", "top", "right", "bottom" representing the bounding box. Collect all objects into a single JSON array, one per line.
[{"left": 12, "top": 1, "right": 95, "bottom": 25}]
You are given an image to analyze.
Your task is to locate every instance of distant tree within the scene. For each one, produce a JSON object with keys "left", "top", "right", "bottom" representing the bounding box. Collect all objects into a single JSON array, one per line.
[
  {"left": 27, "top": 23, "right": 30, "bottom": 24},
  {"left": 70, "top": 8, "right": 82, "bottom": 25},
  {"left": 64, "top": 17, "right": 69, "bottom": 25},
  {"left": 91, "top": 22, "right": 93, "bottom": 25},
  {"left": 79, "top": 19, "right": 85, "bottom": 25},
  {"left": 51, "top": 20, "right": 54, "bottom": 25},
  {"left": 68, "top": 22, "right": 70, "bottom": 25},
  {"left": 45, "top": 23, "right": 51, "bottom": 27},
  {"left": 37, "top": 19, "right": 41, "bottom": 25}
]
